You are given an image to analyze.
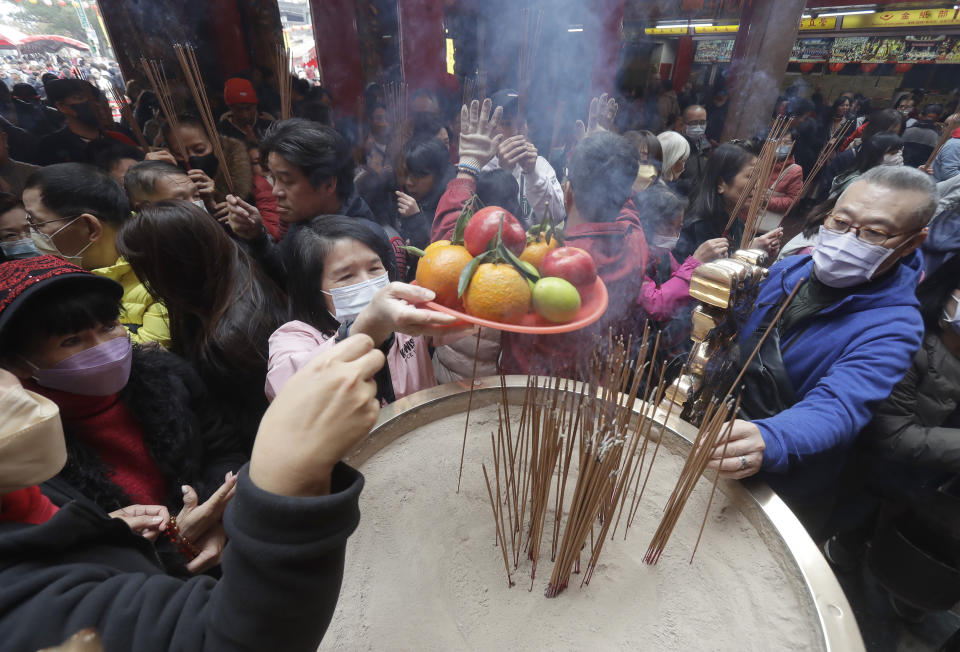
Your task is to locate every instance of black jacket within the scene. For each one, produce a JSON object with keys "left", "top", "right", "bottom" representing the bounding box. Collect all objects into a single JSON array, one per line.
[
  {"left": 0, "top": 465, "right": 362, "bottom": 652},
  {"left": 861, "top": 333, "right": 960, "bottom": 474},
  {"left": 675, "top": 135, "right": 711, "bottom": 199},
  {"left": 46, "top": 346, "right": 246, "bottom": 512},
  {"left": 244, "top": 192, "right": 398, "bottom": 288}
]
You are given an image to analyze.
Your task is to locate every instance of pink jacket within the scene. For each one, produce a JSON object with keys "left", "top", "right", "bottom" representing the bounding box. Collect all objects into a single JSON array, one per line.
[
  {"left": 764, "top": 159, "right": 803, "bottom": 214},
  {"left": 639, "top": 253, "right": 701, "bottom": 321},
  {"left": 265, "top": 320, "right": 437, "bottom": 402}
]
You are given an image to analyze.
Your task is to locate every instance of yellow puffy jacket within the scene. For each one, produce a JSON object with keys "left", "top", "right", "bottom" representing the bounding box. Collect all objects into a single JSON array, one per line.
[{"left": 92, "top": 258, "right": 170, "bottom": 347}]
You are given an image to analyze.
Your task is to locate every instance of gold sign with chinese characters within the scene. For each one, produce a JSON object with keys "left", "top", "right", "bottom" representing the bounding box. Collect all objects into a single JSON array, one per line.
[{"left": 843, "top": 8, "right": 960, "bottom": 29}]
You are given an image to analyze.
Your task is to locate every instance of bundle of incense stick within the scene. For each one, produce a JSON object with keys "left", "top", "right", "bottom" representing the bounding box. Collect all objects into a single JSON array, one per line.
[
  {"left": 383, "top": 81, "right": 408, "bottom": 140},
  {"left": 173, "top": 44, "right": 235, "bottom": 195},
  {"left": 782, "top": 117, "right": 855, "bottom": 218},
  {"left": 739, "top": 116, "right": 794, "bottom": 248},
  {"left": 274, "top": 44, "right": 293, "bottom": 121},
  {"left": 643, "top": 278, "right": 804, "bottom": 565},
  {"left": 517, "top": 8, "right": 543, "bottom": 122},
  {"left": 721, "top": 114, "right": 792, "bottom": 241},
  {"left": 109, "top": 85, "right": 149, "bottom": 150},
  {"left": 141, "top": 57, "right": 188, "bottom": 164},
  {"left": 477, "top": 327, "right": 684, "bottom": 596}
]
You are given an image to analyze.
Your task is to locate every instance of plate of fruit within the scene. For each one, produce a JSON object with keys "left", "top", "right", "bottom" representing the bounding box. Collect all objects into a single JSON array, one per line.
[{"left": 411, "top": 200, "right": 608, "bottom": 334}]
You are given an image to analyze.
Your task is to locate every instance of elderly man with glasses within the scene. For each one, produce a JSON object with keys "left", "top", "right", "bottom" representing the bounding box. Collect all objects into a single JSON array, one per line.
[{"left": 706, "top": 166, "right": 935, "bottom": 535}]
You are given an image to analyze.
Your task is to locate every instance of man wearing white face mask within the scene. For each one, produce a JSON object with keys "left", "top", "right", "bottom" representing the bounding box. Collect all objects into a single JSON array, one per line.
[
  {"left": 706, "top": 166, "right": 936, "bottom": 534},
  {"left": 675, "top": 105, "right": 711, "bottom": 198},
  {"left": 22, "top": 163, "right": 170, "bottom": 347}
]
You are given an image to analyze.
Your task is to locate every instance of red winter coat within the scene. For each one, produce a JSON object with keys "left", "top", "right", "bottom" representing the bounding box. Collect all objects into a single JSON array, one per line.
[{"left": 764, "top": 158, "right": 803, "bottom": 214}]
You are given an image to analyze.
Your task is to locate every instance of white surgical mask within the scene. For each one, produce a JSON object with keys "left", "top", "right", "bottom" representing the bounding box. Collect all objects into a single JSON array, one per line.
[
  {"left": 812, "top": 226, "right": 897, "bottom": 288},
  {"left": 322, "top": 273, "right": 389, "bottom": 321},
  {"left": 30, "top": 216, "right": 92, "bottom": 267},
  {"left": 685, "top": 125, "right": 706, "bottom": 139},
  {"left": 899, "top": 108, "right": 911, "bottom": 117},
  {"left": 0, "top": 384, "right": 66, "bottom": 495},
  {"left": 651, "top": 234, "right": 679, "bottom": 251},
  {"left": 776, "top": 145, "right": 791, "bottom": 159},
  {"left": 882, "top": 151, "right": 903, "bottom": 167}
]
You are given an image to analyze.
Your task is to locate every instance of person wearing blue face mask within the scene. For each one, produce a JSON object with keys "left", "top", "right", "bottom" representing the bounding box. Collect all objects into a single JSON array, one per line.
[
  {"left": 266, "top": 215, "right": 465, "bottom": 404},
  {"left": 707, "top": 166, "right": 937, "bottom": 537},
  {"left": 0, "top": 193, "right": 40, "bottom": 262}
]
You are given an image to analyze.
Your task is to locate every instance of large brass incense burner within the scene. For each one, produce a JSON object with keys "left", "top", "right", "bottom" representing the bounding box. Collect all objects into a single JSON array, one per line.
[{"left": 664, "top": 249, "right": 769, "bottom": 425}]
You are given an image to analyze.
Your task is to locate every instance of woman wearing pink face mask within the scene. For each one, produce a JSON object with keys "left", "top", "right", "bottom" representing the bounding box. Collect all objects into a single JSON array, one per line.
[{"left": 0, "top": 256, "right": 246, "bottom": 575}]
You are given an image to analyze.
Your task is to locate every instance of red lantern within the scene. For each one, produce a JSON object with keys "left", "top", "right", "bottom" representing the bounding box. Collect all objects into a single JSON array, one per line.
[
  {"left": 799, "top": 62, "right": 816, "bottom": 73},
  {"left": 894, "top": 62, "right": 914, "bottom": 73},
  {"left": 861, "top": 63, "right": 879, "bottom": 73},
  {"left": 829, "top": 62, "right": 846, "bottom": 72}
]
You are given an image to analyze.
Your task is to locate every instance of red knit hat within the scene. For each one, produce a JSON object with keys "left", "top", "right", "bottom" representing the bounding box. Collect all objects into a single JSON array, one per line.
[
  {"left": 224, "top": 77, "right": 258, "bottom": 105},
  {"left": 0, "top": 256, "right": 122, "bottom": 341}
]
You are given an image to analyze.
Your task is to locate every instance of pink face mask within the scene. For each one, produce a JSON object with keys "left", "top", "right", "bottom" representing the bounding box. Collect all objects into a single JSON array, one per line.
[{"left": 23, "top": 336, "right": 133, "bottom": 396}]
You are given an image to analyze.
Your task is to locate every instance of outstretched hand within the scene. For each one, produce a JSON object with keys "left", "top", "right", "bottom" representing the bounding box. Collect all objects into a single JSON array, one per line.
[
  {"left": 350, "top": 281, "right": 463, "bottom": 346},
  {"left": 459, "top": 98, "right": 504, "bottom": 171},
  {"left": 574, "top": 93, "right": 618, "bottom": 143}
]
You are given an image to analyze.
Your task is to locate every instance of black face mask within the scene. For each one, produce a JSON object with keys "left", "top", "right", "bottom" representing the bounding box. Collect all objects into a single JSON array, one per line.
[
  {"left": 67, "top": 102, "right": 99, "bottom": 129},
  {"left": 188, "top": 152, "right": 219, "bottom": 178}
]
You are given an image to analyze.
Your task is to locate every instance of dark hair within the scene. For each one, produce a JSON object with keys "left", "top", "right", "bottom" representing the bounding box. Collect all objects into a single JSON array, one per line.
[
  {"left": 917, "top": 254, "right": 960, "bottom": 334},
  {"left": 687, "top": 143, "right": 755, "bottom": 229},
  {"left": 831, "top": 96, "right": 850, "bottom": 113},
  {"left": 117, "top": 201, "right": 286, "bottom": 402},
  {"left": 123, "top": 160, "right": 189, "bottom": 205},
  {"left": 862, "top": 109, "right": 902, "bottom": 142},
  {"left": 410, "top": 111, "right": 448, "bottom": 142},
  {"left": 25, "top": 163, "right": 130, "bottom": 227},
  {"left": 922, "top": 103, "right": 943, "bottom": 117},
  {"left": 86, "top": 141, "right": 144, "bottom": 174},
  {"left": 894, "top": 93, "right": 913, "bottom": 109},
  {"left": 622, "top": 130, "right": 663, "bottom": 164},
  {"left": 292, "top": 77, "right": 310, "bottom": 97},
  {"left": 636, "top": 184, "right": 687, "bottom": 243},
  {"left": 787, "top": 97, "right": 815, "bottom": 117},
  {"left": 0, "top": 191, "right": 22, "bottom": 217},
  {"left": 476, "top": 169, "right": 521, "bottom": 219},
  {"left": 161, "top": 113, "right": 206, "bottom": 141},
  {"left": 260, "top": 118, "right": 354, "bottom": 203},
  {"left": 568, "top": 132, "right": 639, "bottom": 223},
  {"left": 284, "top": 215, "right": 396, "bottom": 335},
  {"left": 402, "top": 137, "right": 450, "bottom": 179},
  {"left": 846, "top": 132, "right": 903, "bottom": 175},
  {"left": 0, "top": 280, "right": 121, "bottom": 361}
]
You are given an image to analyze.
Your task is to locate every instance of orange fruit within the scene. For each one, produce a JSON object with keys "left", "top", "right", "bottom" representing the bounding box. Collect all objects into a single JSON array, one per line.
[
  {"left": 424, "top": 239, "right": 450, "bottom": 254},
  {"left": 463, "top": 263, "right": 532, "bottom": 324},
  {"left": 415, "top": 243, "right": 473, "bottom": 308},
  {"left": 519, "top": 237, "right": 559, "bottom": 272}
]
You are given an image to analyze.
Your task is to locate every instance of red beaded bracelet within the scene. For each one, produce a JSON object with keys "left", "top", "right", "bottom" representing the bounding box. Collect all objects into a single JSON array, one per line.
[{"left": 165, "top": 514, "right": 199, "bottom": 560}]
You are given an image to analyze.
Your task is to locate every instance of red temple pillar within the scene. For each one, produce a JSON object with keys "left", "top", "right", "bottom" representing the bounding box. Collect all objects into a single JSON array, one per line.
[
  {"left": 673, "top": 36, "right": 694, "bottom": 91},
  {"left": 310, "top": 0, "right": 364, "bottom": 114},
  {"left": 207, "top": 0, "right": 251, "bottom": 78},
  {"left": 721, "top": 0, "right": 806, "bottom": 141},
  {"left": 398, "top": 0, "right": 446, "bottom": 91},
  {"left": 589, "top": 0, "right": 625, "bottom": 95}
]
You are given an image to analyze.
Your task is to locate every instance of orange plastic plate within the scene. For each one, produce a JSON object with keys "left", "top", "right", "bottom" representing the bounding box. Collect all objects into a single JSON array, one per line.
[{"left": 413, "top": 277, "right": 609, "bottom": 334}]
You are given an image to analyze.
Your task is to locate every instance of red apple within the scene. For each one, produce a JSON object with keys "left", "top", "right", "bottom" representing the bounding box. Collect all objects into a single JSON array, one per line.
[
  {"left": 463, "top": 206, "right": 526, "bottom": 257},
  {"left": 541, "top": 247, "right": 598, "bottom": 288}
]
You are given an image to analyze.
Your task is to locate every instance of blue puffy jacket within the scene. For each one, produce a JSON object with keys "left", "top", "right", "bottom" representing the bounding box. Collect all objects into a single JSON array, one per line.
[{"left": 740, "top": 251, "right": 925, "bottom": 500}]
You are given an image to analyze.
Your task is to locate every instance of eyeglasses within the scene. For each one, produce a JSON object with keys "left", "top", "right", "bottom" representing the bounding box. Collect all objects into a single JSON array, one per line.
[
  {"left": 823, "top": 213, "right": 911, "bottom": 246},
  {"left": 25, "top": 212, "right": 80, "bottom": 230}
]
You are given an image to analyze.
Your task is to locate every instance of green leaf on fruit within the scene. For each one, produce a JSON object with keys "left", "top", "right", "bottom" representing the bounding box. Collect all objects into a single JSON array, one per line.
[
  {"left": 457, "top": 251, "right": 487, "bottom": 298},
  {"left": 452, "top": 194, "right": 480, "bottom": 245},
  {"left": 502, "top": 245, "right": 539, "bottom": 282},
  {"left": 403, "top": 245, "right": 426, "bottom": 257}
]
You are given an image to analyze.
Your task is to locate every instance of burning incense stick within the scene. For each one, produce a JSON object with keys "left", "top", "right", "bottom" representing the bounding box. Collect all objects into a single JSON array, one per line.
[
  {"left": 782, "top": 118, "right": 855, "bottom": 217},
  {"left": 456, "top": 328, "right": 483, "bottom": 493},
  {"left": 141, "top": 57, "right": 188, "bottom": 165},
  {"left": 109, "top": 85, "right": 149, "bottom": 151},
  {"left": 173, "top": 44, "right": 235, "bottom": 195},
  {"left": 274, "top": 44, "right": 293, "bottom": 121}
]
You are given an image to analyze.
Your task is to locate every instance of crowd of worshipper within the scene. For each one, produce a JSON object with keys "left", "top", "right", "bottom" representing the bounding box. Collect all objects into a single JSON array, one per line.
[{"left": 1, "top": 52, "right": 960, "bottom": 650}]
